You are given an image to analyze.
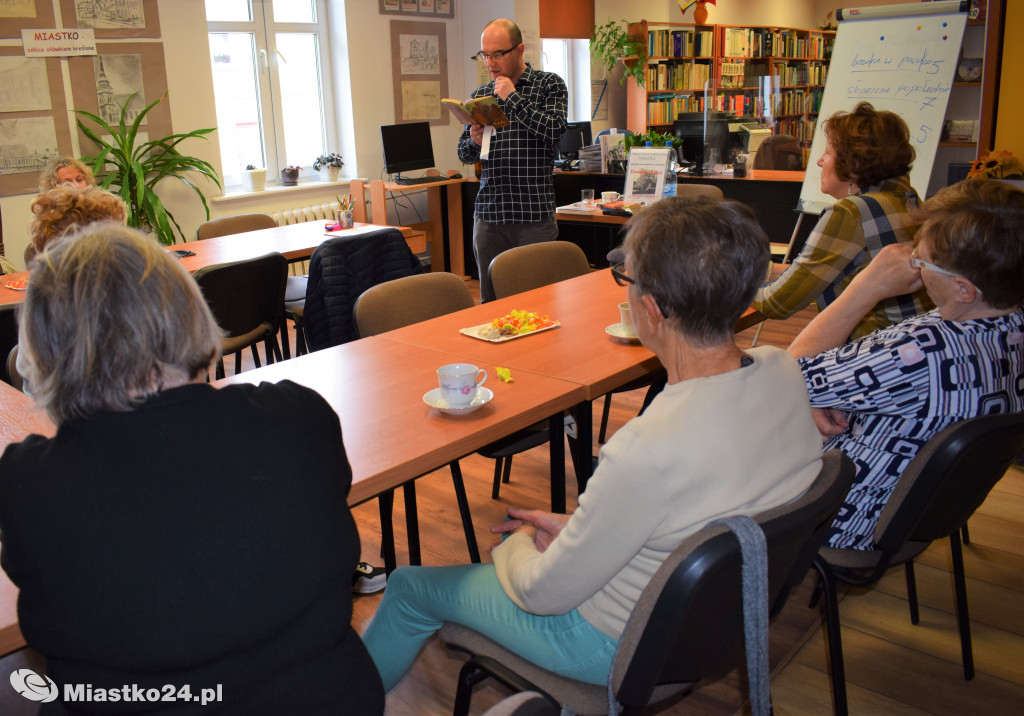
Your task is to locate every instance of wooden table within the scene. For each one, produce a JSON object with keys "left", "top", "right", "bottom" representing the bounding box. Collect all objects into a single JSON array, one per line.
[
  {"left": 0, "top": 222, "right": 405, "bottom": 306},
  {"left": 365, "top": 178, "right": 467, "bottom": 277},
  {"left": 0, "top": 381, "right": 56, "bottom": 658}
]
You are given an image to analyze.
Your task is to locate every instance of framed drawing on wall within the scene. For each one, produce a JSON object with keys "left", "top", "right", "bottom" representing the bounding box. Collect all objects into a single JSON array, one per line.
[
  {"left": 0, "top": 48, "right": 72, "bottom": 196},
  {"left": 68, "top": 42, "right": 171, "bottom": 151},
  {"left": 390, "top": 20, "right": 448, "bottom": 126},
  {"left": 58, "top": 0, "right": 160, "bottom": 39},
  {"left": 380, "top": 0, "right": 454, "bottom": 19},
  {"left": 0, "top": 0, "right": 56, "bottom": 38}
]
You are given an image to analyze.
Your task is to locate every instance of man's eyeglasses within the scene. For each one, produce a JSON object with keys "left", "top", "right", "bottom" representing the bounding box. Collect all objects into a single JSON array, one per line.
[
  {"left": 611, "top": 263, "right": 669, "bottom": 318},
  {"left": 471, "top": 47, "right": 517, "bottom": 61},
  {"left": 910, "top": 249, "right": 963, "bottom": 279}
]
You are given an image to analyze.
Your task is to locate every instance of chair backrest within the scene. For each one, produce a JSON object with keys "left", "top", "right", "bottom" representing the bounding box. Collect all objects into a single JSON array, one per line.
[
  {"left": 676, "top": 183, "right": 724, "bottom": 201},
  {"left": 488, "top": 241, "right": 590, "bottom": 300},
  {"left": 6, "top": 345, "right": 23, "bottom": 392},
  {"left": 874, "top": 412, "right": 1024, "bottom": 553},
  {"left": 303, "top": 228, "right": 424, "bottom": 351},
  {"left": 197, "top": 213, "right": 277, "bottom": 241},
  {"left": 611, "top": 450, "right": 854, "bottom": 709},
  {"left": 355, "top": 272, "right": 473, "bottom": 337},
  {"left": 752, "top": 134, "right": 803, "bottom": 171},
  {"left": 193, "top": 252, "right": 288, "bottom": 341},
  {"left": 0, "top": 303, "right": 19, "bottom": 387}
]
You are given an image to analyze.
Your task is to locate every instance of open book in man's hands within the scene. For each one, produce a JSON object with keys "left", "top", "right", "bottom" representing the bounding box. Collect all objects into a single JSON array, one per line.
[{"left": 442, "top": 95, "right": 510, "bottom": 128}]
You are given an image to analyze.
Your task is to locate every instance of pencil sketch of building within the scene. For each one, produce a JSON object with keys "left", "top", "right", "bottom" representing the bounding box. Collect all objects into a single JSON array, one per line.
[
  {"left": 400, "top": 34, "right": 439, "bottom": 75},
  {"left": 0, "top": 0, "right": 37, "bottom": 18},
  {"left": 74, "top": 0, "right": 144, "bottom": 30},
  {"left": 0, "top": 117, "right": 58, "bottom": 175},
  {"left": 93, "top": 56, "right": 144, "bottom": 126},
  {"left": 0, "top": 58, "right": 52, "bottom": 114}
]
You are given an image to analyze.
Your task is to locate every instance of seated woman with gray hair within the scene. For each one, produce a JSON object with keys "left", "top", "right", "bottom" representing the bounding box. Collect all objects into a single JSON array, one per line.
[
  {"left": 362, "top": 196, "right": 823, "bottom": 691},
  {"left": 0, "top": 224, "right": 384, "bottom": 713}
]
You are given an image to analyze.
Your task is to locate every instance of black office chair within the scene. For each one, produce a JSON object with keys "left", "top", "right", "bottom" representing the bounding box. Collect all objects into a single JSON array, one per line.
[
  {"left": 812, "top": 412, "right": 1024, "bottom": 716},
  {"left": 442, "top": 451, "right": 854, "bottom": 716},
  {"left": 193, "top": 252, "right": 288, "bottom": 380}
]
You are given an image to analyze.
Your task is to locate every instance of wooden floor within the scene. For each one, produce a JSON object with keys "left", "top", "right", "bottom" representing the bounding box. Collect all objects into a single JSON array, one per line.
[{"left": 2, "top": 280, "right": 1022, "bottom": 715}]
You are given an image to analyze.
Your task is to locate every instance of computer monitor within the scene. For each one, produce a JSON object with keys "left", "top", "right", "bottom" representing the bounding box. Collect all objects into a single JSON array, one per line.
[
  {"left": 555, "top": 121, "right": 593, "bottom": 165},
  {"left": 673, "top": 112, "right": 729, "bottom": 176},
  {"left": 380, "top": 121, "right": 436, "bottom": 177}
]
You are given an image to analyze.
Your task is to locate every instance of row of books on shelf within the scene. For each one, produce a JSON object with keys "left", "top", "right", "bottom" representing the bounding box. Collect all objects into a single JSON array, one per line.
[
  {"left": 773, "top": 61, "right": 828, "bottom": 87},
  {"left": 773, "top": 117, "right": 816, "bottom": 143},
  {"left": 722, "top": 27, "right": 832, "bottom": 59},
  {"left": 648, "top": 28, "right": 715, "bottom": 58},
  {"left": 714, "top": 93, "right": 765, "bottom": 116},
  {"left": 720, "top": 60, "right": 768, "bottom": 89},
  {"left": 646, "top": 60, "right": 713, "bottom": 92},
  {"left": 646, "top": 94, "right": 713, "bottom": 125},
  {"left": 772, "top": 88, "right": 823, "bottom": 116}
]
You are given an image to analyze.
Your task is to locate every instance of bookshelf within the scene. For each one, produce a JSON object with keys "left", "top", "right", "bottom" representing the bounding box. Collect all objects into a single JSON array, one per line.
[{"left": 624, "top": 21, "right": 836, "bottom": 168}]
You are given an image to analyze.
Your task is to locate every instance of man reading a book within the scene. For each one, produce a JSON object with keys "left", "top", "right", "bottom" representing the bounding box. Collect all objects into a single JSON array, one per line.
[{"left": 458, "top": 18, "right": 568, "bottom": 302}]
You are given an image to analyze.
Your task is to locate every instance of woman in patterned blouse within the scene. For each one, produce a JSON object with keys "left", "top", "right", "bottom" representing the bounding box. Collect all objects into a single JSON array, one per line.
[
  {"left": 788, "top": 179, "right": 1024, "bottom": 550},
  {"left": 754, "top": 102, "right": 933, "bottom": 340}
]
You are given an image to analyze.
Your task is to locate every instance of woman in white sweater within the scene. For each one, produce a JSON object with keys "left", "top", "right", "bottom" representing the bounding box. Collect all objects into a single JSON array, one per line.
[{"left": 362, "top": 196, "right": 823, "bottom": 691}]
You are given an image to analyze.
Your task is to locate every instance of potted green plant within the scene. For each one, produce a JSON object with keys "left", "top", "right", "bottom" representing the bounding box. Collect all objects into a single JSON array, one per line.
[
  {"left": 281, "top": 165, "right": 300, "bottom": 186},
  {"left": 75, "top": 92, "right": 221, "bottom": 246},
  {"left": 242, "top": 164, "right": 266, "bottom": 192},
  {"left": 591, "top": 19, "right": 648, "bottom": 87},
  {"left": 313, "top": 152, "right": 344, "bottom": 182},
  {"left": 624, "top": 128, "right": 681, "bottom": 155}
]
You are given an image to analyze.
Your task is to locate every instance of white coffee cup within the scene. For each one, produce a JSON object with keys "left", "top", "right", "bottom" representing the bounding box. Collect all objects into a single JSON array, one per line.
[
  {"left": 437, "top": 363, "right": 488, "bottom": 406},
  {"left": 618, "top": 301, "right": 636, "bottom": 337},
  {"left": 602, "top": 191, "right": 622, "bottom": 203}
]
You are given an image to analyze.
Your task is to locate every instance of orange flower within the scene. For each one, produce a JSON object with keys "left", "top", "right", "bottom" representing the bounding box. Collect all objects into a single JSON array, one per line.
[{"left": 967, "top": 149, "right": 1024, "bottom": 179}]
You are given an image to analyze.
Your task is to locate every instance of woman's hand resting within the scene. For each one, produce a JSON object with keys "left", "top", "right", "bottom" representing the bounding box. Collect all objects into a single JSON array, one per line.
[{"left": 491, "top": 507, "right": 571, "bottom": 553}]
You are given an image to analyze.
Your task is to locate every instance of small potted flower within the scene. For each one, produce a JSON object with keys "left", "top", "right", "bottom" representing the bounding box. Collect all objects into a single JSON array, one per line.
[
  {"left": 241, "top": 164, "right": 266, "bottom": 192},
  {"left": 281, "top": 165, "right": 300, "bottom": 186},
  {"left": 313, "top": 152, "right": 344, "bottom": 182}
]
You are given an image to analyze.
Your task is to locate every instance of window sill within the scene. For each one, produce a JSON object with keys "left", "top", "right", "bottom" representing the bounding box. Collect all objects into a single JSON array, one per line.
[{"left": 211, "top": 178, "right": 366, "bottom": 207}]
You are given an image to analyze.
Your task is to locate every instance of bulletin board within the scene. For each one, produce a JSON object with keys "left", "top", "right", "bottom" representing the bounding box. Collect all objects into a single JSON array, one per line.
[{"left": 390, "top": 20, "right": 449, "bottom": 125}]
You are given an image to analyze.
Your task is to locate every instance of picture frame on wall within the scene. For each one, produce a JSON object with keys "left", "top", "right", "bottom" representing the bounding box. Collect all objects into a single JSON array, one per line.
[
  {"left": 68, "top": 42, "right": 171, "bottom": 150},
  {"left": 0, "top": 48, "right": 73, "bottom": 196},
  {"left": 390, "top": 20, "right": 449, "bottom": 126},
  {"left": 380, "top": 0, "right": 454, "bottom": 19},
  {"left": 58, "top": 0, "right": 161, "bottom": 39},
  {"left": 0, "top": 0, "right": 56, "bottom": 38}
]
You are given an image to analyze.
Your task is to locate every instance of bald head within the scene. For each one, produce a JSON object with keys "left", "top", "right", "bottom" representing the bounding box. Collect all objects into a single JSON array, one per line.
[{"left": 480, "top": 18, "right": 526, "bottom": 83}]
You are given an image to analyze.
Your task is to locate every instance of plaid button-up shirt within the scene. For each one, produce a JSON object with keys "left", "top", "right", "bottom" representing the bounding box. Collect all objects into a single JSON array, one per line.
[
  {"left": 753, "top": 176, "right": 933, "bottom": 339},
  {"left": 457, "top": 64, "right": 567, "bottom": 224}
]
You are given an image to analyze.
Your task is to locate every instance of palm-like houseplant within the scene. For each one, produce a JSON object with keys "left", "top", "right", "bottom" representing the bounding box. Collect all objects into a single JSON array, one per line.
[{"left": 75, "top": 92, "right": 221, "bottom": 246}]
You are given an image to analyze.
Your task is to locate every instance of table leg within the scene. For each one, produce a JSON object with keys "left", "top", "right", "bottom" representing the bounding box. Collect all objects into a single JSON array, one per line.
[
  {"left": 548, "top": 413, "right": 566, "bottom": 513},
  {"left": 403, "top": 481, "right": 421, "bottom": 566},
  {"left": 427, "top": 186, "right": 445, "bottom": 274},
  {"left": 573, "top": 401, "right": 593, "bottom": 495},
  {"left": 446, "top": 183, "right": 465, "bottom": 277},
  {"left": 378, "top": 491, "right": 397, "bottom": 575}
]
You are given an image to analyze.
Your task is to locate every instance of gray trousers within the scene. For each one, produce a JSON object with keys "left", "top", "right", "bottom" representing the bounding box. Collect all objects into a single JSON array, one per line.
[{"left": 473, "top": 216, "right": 559, "bottom": 302}]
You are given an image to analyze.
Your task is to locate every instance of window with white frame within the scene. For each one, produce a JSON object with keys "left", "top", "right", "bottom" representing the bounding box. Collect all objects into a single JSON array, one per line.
[
  {"left": 541, "top": 38, "right": 590, "bottom": 123},
  {"left": 205, "top": 0, "right": 337, "bottom": 188}
]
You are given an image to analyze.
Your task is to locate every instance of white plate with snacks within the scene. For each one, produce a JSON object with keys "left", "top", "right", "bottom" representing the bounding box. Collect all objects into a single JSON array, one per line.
[
  {"left": 605, "top": 323, "right": 639, "bottom": 343},
  {"left": 423, "top": 387, "right": 494, "bottom": 415}
]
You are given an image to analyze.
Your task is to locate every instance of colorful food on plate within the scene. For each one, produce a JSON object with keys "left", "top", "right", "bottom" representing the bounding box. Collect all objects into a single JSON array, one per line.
[
  {"left": 490, "top": 309, "right": 556, "bottom": 336},
  {"left": 4, "top": 276, "right": 29, "bottom": 291}
]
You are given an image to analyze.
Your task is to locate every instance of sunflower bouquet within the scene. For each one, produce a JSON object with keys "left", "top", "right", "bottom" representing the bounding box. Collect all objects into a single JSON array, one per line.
[{"left": 967, "top": 150, "right": 1024, "bottom": 180}]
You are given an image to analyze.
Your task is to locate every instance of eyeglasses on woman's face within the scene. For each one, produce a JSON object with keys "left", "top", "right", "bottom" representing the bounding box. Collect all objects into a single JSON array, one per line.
[
  {"left": 910, "top": 248, "right": 964, "bottom": 279},
  {"left": 611, "top": 263, "right": 669, "bottom": 318},
  {"left": 470, "top": 47, "right": 517, "bottom": 61}
]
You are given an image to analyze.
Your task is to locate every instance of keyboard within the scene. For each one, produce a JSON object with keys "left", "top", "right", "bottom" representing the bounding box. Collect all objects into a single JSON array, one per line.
[{"left": 394, "top": 175, "right": 449, "bottom": 185}]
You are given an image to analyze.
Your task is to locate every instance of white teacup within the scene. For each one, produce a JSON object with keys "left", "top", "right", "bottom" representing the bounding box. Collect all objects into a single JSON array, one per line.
[
  {"left": 602, "top": 191, "right": 622, "bottom": 204},
  {"left": 437, "top": 363, "right": 488, "bottom": 406},
  {"left": 618, "top": 301, "right": 636, "bottom": 337}
]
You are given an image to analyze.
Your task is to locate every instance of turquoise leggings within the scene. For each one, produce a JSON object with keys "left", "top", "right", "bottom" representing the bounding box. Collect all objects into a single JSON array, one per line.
[{"left": 361, "top": 563, "right": 619, "bottom": 691}]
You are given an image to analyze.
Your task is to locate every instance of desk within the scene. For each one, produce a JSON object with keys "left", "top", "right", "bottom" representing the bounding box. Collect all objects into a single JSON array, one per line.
[
  {"left": 364, "top": 178, "right": 468, "bottom": 277},
  {"left": 0, "top": 381, "right": 55, "bottom": 657}
]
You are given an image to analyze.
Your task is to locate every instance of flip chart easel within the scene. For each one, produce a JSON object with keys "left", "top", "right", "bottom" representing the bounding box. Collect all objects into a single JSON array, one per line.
[{"left": 783, "top": 0, "right": 969, "bottom": 257}]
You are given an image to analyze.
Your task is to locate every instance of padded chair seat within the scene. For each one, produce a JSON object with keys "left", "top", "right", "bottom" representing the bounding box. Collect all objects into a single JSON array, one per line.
[{"left": 819, "top": 539, "right": 930, "bottom": 572}]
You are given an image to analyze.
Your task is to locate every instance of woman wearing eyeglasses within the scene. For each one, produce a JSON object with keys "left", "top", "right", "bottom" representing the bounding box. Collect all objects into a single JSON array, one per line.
[
  {"left": 362, "top": 197, "right": 823, "bottom": 691},
  {"left": 789, "top": 179, "right": 1024, "bottom": 550},
  {"left": 753, "top": 102, "right": 932, "bottom": 340}
]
